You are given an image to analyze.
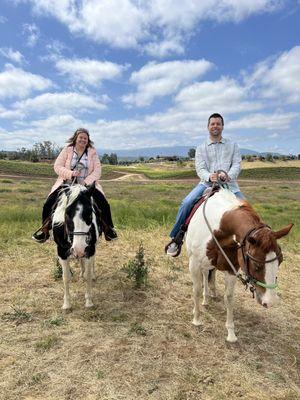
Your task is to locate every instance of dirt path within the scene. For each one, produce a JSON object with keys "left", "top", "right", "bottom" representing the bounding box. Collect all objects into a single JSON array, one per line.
[{"left": 1, "top": 172, "right": 299, "bottom": 185}]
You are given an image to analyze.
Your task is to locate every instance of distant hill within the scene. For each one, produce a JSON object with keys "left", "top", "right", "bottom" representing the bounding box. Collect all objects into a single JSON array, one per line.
[{"left": 98, "top": 146, "right": 264, "bottom": 158}]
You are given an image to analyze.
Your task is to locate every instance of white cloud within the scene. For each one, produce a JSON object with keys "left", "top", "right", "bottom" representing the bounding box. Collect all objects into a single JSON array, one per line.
[
  {"left": 0, "top": 105, "right": 25, "bottom": 120},
  {"left": 227, "top": 112, "right": 298, "bottom": 130},
  {"left": 123, "top": 59, "right": 213, "bottom": 107},
  {"left": 13, "top": 92, "right": 107, "bottom": 115},
  {"left": 0, "top": 64, "right": 52, "bottom": 99},
  {"left": 0, "top": 16, "right": 7, "bottom": 24},
  {"left": 144, "top": 39, "right": 185, "bottom": 58},
  {"left": 0, "top": 47, "right": 25, "bottom": 64},
  {"left": 174, "top": 77, "right": 262, "bottom": 113},
  {"left": 55, "top": 58, "right": 127, "bottom": 86},
  {"left": 22, "top": 0, "right": 284, "bottom": 54},
  {"left": 22, "top": 23, "right": 40, "bottom": 47},
  {"left": 245, "top": 46, "right": 300, "bottom": 104}
]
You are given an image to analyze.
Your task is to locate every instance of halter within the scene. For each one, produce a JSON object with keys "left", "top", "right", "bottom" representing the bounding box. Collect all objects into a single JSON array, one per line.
[
  {"left": 237, "top": 225, "right": 282, "bottom": 290},
  {"left": 202, "top": 171, "right": 282, "bottom": 294}
]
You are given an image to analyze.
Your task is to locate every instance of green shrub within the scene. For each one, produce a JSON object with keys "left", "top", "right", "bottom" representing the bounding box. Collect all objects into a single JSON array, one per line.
[{"left": 122, "top": 243, "right": 150, "bottom": 288}]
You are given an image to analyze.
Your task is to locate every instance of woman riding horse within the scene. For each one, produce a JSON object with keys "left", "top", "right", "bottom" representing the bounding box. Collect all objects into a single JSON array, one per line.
[{"left": 32, "top": 128, "right": 118, "bottom": 243}]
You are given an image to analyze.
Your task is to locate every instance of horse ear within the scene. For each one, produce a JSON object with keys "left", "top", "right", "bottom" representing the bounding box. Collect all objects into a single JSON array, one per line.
[
  {"left": 247, "top": 236, "right": 257, "bottom": 246},
  {"left": 272, "top": 223, "right": 294, "bottom": 240},
  {"left": 86, "top": 182, "right": 96, "bottom": 196}
]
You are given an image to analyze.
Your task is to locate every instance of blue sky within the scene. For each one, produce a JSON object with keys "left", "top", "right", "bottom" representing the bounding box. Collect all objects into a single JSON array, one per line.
[{"left": 0, "top": 0, "right": 300, "bottom": 154}]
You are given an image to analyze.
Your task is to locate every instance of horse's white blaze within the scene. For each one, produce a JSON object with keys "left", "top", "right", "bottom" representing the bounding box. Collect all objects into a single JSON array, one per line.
[
  {"left": 92, "top": 207, "right": 99, "bottom": 241},
  {"left": 261, "top": 252, "right": 280, "bottom": 307},
  {"left": 72, "top": 204, "right": 90, "bottom": 258}
]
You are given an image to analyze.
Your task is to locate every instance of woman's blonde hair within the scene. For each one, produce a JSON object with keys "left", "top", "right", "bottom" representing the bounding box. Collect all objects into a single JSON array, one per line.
[{"left": 67, "top": 128, "right": 94, "bottom": 148}]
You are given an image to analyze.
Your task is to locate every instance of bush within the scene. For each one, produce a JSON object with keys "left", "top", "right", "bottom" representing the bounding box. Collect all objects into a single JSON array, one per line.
[{"left": 122, "top": 243, "right": 150, "bottom": 288}]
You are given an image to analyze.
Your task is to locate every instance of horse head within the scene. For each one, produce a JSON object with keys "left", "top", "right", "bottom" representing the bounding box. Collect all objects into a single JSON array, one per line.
[
  {"left": 239, "top": 223, "right": 293, "bottom": 307},
  {"left": 53, "top": 183, "right": 99, "bottom": 259}
]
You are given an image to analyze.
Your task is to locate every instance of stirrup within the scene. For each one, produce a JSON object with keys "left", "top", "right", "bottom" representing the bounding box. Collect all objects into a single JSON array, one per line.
[
  {"left": 104, "top": 227, "right": 118, "bottom": 241},
  {"left": 32, "top": 231, "right": 50, "bottom": 243},
  {"left": 164, "top": 240, "right": 183, "bottom": 257}
]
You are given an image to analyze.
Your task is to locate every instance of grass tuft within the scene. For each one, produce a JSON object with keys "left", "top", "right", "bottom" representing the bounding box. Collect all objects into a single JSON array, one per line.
[
  {"left": 2, "top": 306, "right": 33, "bottom": 325},
  {"left": 35, "top": 334, "right": 59, "bottom": 352}
]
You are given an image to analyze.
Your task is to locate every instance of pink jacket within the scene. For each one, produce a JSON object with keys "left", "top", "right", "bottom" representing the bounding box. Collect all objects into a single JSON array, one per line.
[{"left": 50, "top": 146, "right": 103, "bottom": 194}]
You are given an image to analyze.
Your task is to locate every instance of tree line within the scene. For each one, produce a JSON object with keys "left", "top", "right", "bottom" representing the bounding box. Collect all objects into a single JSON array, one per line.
[{"left": 0, "top": 141, "right": 61, "bottom": 162}]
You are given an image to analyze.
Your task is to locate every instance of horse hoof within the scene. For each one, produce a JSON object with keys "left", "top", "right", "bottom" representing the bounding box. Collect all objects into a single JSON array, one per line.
[
  {"left": 202, "top": 300, "right": 209, "bottom": 306},
  {"left": 226, "top": 335, "right": 238, "bottom": 343},
  {"left": 62, "top": 306, "right": 72, "bottom": 313},
  {"left": 192, "top": 318, "right": 201, "bottom": 326},
  {"left": 85, "top": 302, "right": 94, "bottom": 308}
]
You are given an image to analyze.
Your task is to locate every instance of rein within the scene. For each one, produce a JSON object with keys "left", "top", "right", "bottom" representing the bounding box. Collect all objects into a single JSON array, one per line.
[{"left": 202, "top": 170, "right": 280, "bottom": 294}]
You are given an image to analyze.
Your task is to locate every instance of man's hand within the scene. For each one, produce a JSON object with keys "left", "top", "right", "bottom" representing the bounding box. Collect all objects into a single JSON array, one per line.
[
  {"left": 72, "top": 170, "right": 80, "bottom": 177},
  {"left": 209, "top": 173, "right": 218, "bottom": 182},
  {"left": 218, "top": 171, "right": 230, "bottom": 181}
]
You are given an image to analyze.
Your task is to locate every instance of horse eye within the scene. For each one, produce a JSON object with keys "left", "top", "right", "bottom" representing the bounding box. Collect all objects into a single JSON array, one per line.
[{"left": 255, "top": 264, "right": 263, "bottom": 271}]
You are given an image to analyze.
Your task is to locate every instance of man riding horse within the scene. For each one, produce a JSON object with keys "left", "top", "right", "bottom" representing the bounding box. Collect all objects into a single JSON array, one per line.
[{"left": 165, "top": 113, "right": 245, "bottom": 257}]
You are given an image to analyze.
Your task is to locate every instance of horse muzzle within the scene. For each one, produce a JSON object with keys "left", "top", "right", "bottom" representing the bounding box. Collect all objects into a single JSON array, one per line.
[
  {"left": 257, "top": 290, "right": 280, "bottom": 308},
  {"left": 71, "top": 246, "right": 86, "bottom": 259}
]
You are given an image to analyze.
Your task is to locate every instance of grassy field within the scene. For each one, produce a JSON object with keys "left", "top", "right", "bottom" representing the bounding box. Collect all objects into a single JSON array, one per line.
[
  {"left": 1, "top": 159, "right": 300, "bottom": 181},
  {"left": 0, "top": 172, "right": 299, "bottom": 399}
]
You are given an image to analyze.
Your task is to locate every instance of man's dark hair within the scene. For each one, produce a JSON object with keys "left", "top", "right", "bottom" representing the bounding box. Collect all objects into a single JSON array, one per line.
[{"left": 208, "top": 113, "right": 224, "bottom": 126}]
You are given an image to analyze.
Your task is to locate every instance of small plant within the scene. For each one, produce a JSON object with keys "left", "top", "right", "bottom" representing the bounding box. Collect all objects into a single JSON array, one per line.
[
  {"left": 44, "top": 315, "right": 66, "bottom": 327},
  {"left": 30, "top": 373, "right": 45, "bottom": 386},
  {"left": 35, "top": 334, "right": 59, "bottom": 352},
  {"left": 53, "top": 259, "right": 63, "bottom": 280},
  {"left": 122, "top": 243, "right": 150, "bottom": 288},
  {"left": 128, "top": 322, "right": 147, "bottom": 336},
  {"left": 96, "top": 370, "right": 105, "bottom": 379},
  {"left": 2, "top": 305, "right": 33, "bottom": 325}
]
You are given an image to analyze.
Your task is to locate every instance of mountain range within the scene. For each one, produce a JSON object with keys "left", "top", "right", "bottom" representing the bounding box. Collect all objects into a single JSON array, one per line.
[{"left": 98, "top": 146, "right": 263, "bottom": 158}]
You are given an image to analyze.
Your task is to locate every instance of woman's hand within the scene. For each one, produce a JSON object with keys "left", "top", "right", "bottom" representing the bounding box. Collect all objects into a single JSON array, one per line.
[{"left": 72, "top": 170, "right": 80, "bottom": 177}]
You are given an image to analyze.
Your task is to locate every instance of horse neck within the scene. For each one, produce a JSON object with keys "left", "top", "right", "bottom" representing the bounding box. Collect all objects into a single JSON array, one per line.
[{"left": 225, "top": 206, "right": 263, "bottom": 242}]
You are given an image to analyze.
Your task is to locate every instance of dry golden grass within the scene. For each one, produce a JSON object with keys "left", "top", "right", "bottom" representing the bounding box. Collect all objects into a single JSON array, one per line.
[
  {"left": 242, "top": 160, "right": 300, "bottom": 170},
  {"left": 0, "top": 228, "right": 299, "bottom": 400}
]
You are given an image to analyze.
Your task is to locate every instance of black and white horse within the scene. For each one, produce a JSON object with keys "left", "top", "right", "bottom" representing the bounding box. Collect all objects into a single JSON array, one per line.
[{"left": 52, "top": 183, "right": 101, "bottom": 310}]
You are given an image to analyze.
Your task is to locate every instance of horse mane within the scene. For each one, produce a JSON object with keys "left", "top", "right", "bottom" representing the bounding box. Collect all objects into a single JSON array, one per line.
[
  {"left": 238, "top": 201, "right": 277, "bottom": 252},
  {"left": 253, "top": 228, "right": 277, "bottom": 252},
  {"left": 238, "top": 201, "right": 262, "bottom": 225},
  {"left": 53, "top": 185, "right": 87, "bottom": 226}
]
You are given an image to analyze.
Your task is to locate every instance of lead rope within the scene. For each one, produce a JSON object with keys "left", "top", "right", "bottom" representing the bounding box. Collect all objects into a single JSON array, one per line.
[{"left": 202, "top": 170, "right": 249, "bottom": 288}]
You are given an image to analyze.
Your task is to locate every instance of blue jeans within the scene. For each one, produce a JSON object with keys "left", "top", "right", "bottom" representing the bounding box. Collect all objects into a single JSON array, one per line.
[{"left": 170, "top": 184, "right": 245, "bottom": 238}]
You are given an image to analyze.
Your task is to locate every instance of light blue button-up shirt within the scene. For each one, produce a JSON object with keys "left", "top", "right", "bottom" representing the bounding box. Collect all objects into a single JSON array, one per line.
[{"left": 195, "top": 137, "right": 241, "bottom": 193}]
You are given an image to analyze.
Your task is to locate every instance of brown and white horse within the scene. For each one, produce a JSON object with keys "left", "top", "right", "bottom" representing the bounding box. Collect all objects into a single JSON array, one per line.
[{"left": 186, "top": 188, "right": 293, "bottom": 342}]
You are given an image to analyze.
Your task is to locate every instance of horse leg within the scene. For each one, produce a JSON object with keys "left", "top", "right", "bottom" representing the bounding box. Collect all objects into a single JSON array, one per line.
[
  {"left": 202, "top": 268, "right": 210, "bottom": 306},
  {"left": 208, "top": 268, "right": 217, "bottom": 298},
  {"left": 83, "top": 257, "right": 94, "bottom": 308},
  {"left": 80, "top": 259, "right": 85, "bottom": 278},
  {"left": 60, "top": 257, "right": 72, "bottom": 310},
  {"left": 224, "top": 271, "right": 237, "bottom": 342},
  {"left": 91, "top": 257, "right": 96, "bottom": 281},
  {"left": 189, "top": 256, "right": 202, "bottom": 326}
]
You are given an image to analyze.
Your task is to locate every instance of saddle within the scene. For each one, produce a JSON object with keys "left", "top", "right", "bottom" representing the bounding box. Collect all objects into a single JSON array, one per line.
[{"left": 165, "top": 186, "right": 220, "bottom": 256}]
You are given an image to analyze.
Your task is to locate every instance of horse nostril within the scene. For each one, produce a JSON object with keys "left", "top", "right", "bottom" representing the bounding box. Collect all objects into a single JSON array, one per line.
[{"left": 262, "top": 302, "right": 268, "bottom": 308}]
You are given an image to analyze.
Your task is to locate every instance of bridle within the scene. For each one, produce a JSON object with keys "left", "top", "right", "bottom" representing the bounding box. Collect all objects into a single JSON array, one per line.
[
  {"left": 63, "top": 211, "right": 93, "bottom": 248},
  {"left": 236, "top": 225, "right": 282, "bottom": 290},
  {"left": 202, "top": 170, "right": 283, "bottom": 294}
]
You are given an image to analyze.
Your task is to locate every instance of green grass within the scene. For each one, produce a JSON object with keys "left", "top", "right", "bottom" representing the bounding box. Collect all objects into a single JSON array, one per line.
[
  {"left": 0, "top": 177, "right": 298, "bottom": 253},
  {"left": 1, "top": 159, "right": 300, "bottom": 180},
  {"left": 240, "top": 167, "right": 300, "bottom": 180},
  {"left": 0, "top": 160, "right": 55, "bottom": 177}
]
